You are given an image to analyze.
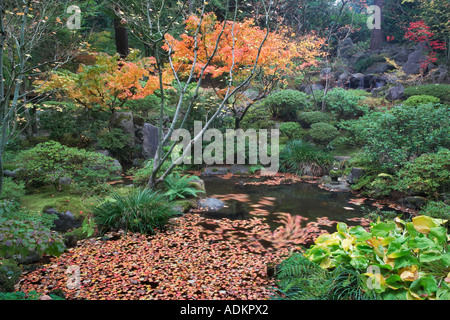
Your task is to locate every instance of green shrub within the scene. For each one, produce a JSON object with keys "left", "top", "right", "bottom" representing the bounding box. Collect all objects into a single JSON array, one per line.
[
  {"left": 403, "top": 95, "right": 441, "bottom": 107},
  {"left": 279, "top": 139, "right": 334, "bottom": 176},
  {"left": 395, "top": 149, "right": 450, "bottom": 198},
  {"left": 420, "top": 201, "right": 450, "bottom": 220},
  {"left": 309, "top": 122, "right": 339, "bottom": 145},
  {"left": 0, "top": 259, "right": 21, "bottom": 292},
  {"left": 305, "top": 216, "right": 450, "bottom": 300},
  {"left": 279, "top": 122, "right": 305, "bottom": 140},
  {"left": 298, "top": 111, "right": 331, "bottom": 128},
  {"left": 16, "top": 141, "right": 121, "bottom": 190},
  {"left": 319, "top": 88, "right": 368, "bottom": 120},
  {"left": 93, "top": 188, "right": 177, "bottom": 235},
  {"left": 265, "top": 90, "right": 310, "bottom": 121},
  {"left": 0, "top": 178, "right": 25, "bottom": 202},
  {"left": 340, "top": 104, "right": 450, "bottom": 170},
  {"left": 0, "top": 219, "right": 65, "bottom": 259},
  {"left": 403, "top": 84, "right": 450, "bottom": 105},
  {"left": 97, "top": 128, "right": 131, "bottom": 157}
]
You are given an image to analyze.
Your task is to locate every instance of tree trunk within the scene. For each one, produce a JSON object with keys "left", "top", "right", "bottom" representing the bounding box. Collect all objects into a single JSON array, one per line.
[
  {"left": 114, "top": 18, "right": 129, "bottom": 59},
  {"left": 370, "top": 0, "right": 385, "bottom": 51}
]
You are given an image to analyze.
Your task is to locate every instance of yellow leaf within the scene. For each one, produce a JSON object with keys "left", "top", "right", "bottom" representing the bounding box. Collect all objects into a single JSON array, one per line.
[
  {"left": 412, "top": 215, "right": 439, "bottom": 235},
  {"left": 399, "top": 265, "right": 419, "bottom": 282}
]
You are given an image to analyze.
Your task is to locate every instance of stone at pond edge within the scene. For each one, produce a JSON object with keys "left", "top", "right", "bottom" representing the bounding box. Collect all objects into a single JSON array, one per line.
[
  {"left": 172, "top": 198, "right": 198, "bottom": 214},
  {"left": 201, "top": 166, "right": 230, "bottom": 176},
  {"left": 197, "top": 198, "right": 225, "bottom": 213},
  {"left": 346, "top": 167, "right": 366, "bottom": 184}
]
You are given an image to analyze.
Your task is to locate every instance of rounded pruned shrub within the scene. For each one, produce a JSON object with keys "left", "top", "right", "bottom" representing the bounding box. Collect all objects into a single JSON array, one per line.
[
  {"left": 279, "top": 122, "right": 304, "bottom": 140},
  {"left": 298, "top": 111, "right": 331, "bottom": 128},
  {"left": 403, "top": 84, "right": 450, "bottom": 105},
  {"left": 265, "top": 90, "right": 311, "bottom": 121},
  {"left": 309, "top": 122, "right": 339, "bottom": 145},
  {"left": 403, "top": 95, "right": 441, "bottom": 107},
  {"left": 93, "top": 188, "right": 178, "bottom": 235}
]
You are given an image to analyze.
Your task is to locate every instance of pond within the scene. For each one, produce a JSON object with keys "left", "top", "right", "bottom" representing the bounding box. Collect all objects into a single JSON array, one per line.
[{"left": 200, "top": 176, "right": 397, "bottom": 233}]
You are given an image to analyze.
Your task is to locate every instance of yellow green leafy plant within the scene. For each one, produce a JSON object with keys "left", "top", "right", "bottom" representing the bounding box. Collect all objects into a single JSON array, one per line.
[{"left": 304, "top": 215, "right": 450, "bottom": 300}]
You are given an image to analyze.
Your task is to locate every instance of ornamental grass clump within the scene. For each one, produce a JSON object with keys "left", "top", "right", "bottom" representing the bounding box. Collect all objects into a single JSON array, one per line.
[{"left": 93, "top": 188, "right": 177, "bottom": 235}]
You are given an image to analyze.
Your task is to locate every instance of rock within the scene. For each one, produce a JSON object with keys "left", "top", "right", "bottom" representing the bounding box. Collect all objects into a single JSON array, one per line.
[
  {"left": 399, "top": 196, "right": 428, "bottom": 211},
  {"left": 142, "top": 123, "right": 159, "bottom": 159},
  {"left": 197, "top": 198, "right": 225, "bottom": 213},
  {"left": 366, "top": 62, "right": 395, "bottom": 74},
  {"left": 320, "top": 68, "right": 332, "bottom": 82},
  {"left": 230, "top": 164, "right": 250, "bottom": 175},
  {"left": 201, "top": 166, "right": 230, "bottom": 176},
  {"left": 385, "top": 83, "right": 404, "bottom": 101},
  {"left": 47, "top": 210, "right": 82, "bottom": 233},
  {"left": 402, "top": 50, "right": 427, "bottom": 75},
  {"left": 59, "top": 176, "right": 72, "bottom": 186},
  {"left": 3, "top": 170, "right": 15, "bottom": 178},
  {"left": 131, "top": 158, "right": 145, "bottom": 167},
  {"left": 110, "top": 112, "right": 136, "bottom": 147},
  {"left": 298, "top": 83, "right": 324, "bottom": 95},
  {"left": 13, "top": 251, "right": 42, "bottom": 265},
  {"left": 392, "top": 49, "right": 409, "bottom": 65},
  {"left": 173, "top": 199, "right": 198, "bottom": 213},
  {"left": 338, "top": 37, "right": 354, "bottom": 57},
  {"left": 346, "top": 167, "right": 366, "bottom": 184},
  {"left": 63, "top": 233, "right": 78, "bottom": 248},
  {"left": 429, "top": 64, "right": 449, "bottom": 84},
  {"left": 39, "top": 295, "right": 52, "bottom": 300},
  {"left": 95, "top": 149, "right": 113, "bottom": 157}
]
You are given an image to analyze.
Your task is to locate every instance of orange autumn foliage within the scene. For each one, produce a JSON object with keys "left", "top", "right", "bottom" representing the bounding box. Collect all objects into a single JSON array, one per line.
[
  {"left": 36, "top": 52, "right": 173, "bottom": 112},
  {"left": 164, "top": 13, "right": 325, "bottom": 84}
]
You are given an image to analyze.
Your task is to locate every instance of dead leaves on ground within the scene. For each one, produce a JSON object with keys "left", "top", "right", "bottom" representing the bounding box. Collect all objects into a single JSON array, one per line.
[{"left": 17, "top": 210, "right": 358, "bottom": 300}]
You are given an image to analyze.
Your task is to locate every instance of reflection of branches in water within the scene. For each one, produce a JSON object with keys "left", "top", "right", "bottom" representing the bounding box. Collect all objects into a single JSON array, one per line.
[{"left": 260, "top": 213, "right": 338, "bottom": 248}]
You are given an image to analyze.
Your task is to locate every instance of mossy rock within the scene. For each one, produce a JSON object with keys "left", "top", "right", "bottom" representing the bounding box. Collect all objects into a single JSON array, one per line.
[
  {"left": 0, "top": 259, "right": 22, "bottom": 293},
  {"left": 173, "top": 198, "right": 198, "bottom": 213}
]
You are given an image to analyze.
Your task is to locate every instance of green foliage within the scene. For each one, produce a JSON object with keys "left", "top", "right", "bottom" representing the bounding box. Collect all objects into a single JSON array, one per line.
[
  {"left": 319, "top": 88, "right": 368, "bottom": 120},
  {"left": 340, "top": 104, "right": 450, "bottom": 170},
  {"left": 0, "top": 178, "right": 25, "bottom": 202},
  {"left": 0, "top": 259, "right": 21, "bottom": 292},
  {"left": 309, "top": 122, "right": 339, "bottom": 146},
  {"left": 403, "top": 85, "right": 450, "bottom": 105},
  {"left": 265, "top": 90, "right": 310, "bottom": 121},
  {"left": 305, "top": 216, "right": 450, "bottom": 300},
  {"left": 16, "top": 141, "right": 121, "bottom": 190},
  {"left": 0, "top": 219, "right": 65, "bottom": 259},
  {"left": 0, "top": 200, "right": 57, "bottom": 229},
  {"left": 273, "top": 252, "right": 379, "bottom": 300},
  {"left": 420, "top": 201, "right": 450, "bottom": 220},
  {"left": 298, "top": 111, "right": 331, "bottom": 128},
  {"left": 0, "top": 290, "right": 65, "bottom": 300},
  {"left": 162, "top": 174, "right": 203, "bottom": 201},
  {"left": 395, "top": 149, "right": 450, "bottom": 198},
  {"left": 403, "top": 95, "right": 441, "bottom": 107},
  {"left": 92, "top": 188, "right": 177, "bottom": 235},
  {"left": 240, "top": 102, "right": 276, "bottom": 130},
  {"left": 273, "top": 252, "right": 329, "bottom": 300},
  {"left": 279, "top": 139, "right": 334, "bottom": 176},
  {"left": 279, "top": 122, "right": 304, "bottom": 140},
  {"left": 97, "top": 128, "right": 131, "bottom": 156}
]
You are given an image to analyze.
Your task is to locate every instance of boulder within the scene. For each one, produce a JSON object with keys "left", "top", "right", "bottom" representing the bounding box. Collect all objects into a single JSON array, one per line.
[
  {"left": 110, "top": 112, "right": 136, "bottom": 147},
  {"left": 346, "top": 167, "right": 366, "bottom": 184},
  {"left": 429, "top": 64, "right": 449, "bottom": 84},
  {"left": 392, "top": 49, "right": 409, "bottom": 65},
  {"left": 201, "top": 166, "right": 230, "bottom": 176},
  {"left": 399, "top": 196, "right": 428, "bottom": 211},
  {"left": 402, "top": 50, "right": 427, "bottom": 75},
  {"left": 142, "top": 123, "right": 159, "bottom": 159},
  {"left": 385, "top": 83, "right": 404, "bottom": 101},
  {"left": 338, "top": 37, "right": 354, "bottom": 58},
  {"left": 197, "top": 197, "right": 225, "bottom": 213},
  {"left": 45, "top": 209, "right": 82, "bottom": 233},
  {"left": 365, "top": 62, "right": 395, "bottom": 74},
  {"left": 95, "top": 149, "right": 113, "bottom": 157},
  {"left": 298, "top": 83, "right": 324, "bottom": 95}
]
